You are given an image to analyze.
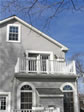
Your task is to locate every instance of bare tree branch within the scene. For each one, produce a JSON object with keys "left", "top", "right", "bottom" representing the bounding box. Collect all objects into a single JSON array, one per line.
[
  {"left": 70, "top": 53, "right": 84, "bottom": 77},
  {"left": 1, "top": 0, "right": 84, "bottom": 27}
]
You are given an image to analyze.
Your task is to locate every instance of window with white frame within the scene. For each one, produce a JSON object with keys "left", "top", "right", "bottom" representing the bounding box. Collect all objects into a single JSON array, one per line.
[
  {"left": 0, "top": 92, "right": 10, "bottom": 112},
  {"left": 27, "top": 52, "right": 50, "bottom": 72},
  {"left": 20, "top": 85, "right": 32, "bottom": 109},
  {"left": 7, "top": 24, "right": 20, "bottom": 42}
]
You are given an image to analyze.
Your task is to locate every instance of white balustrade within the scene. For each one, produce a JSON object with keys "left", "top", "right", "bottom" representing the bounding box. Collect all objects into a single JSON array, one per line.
[{"left": 15, "top": 58, "right": 76, "bottom": 74}]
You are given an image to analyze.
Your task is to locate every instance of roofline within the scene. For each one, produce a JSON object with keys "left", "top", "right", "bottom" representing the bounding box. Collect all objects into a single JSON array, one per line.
[{"left": 0, "top": 16, "right": 68, "bottom": 51}]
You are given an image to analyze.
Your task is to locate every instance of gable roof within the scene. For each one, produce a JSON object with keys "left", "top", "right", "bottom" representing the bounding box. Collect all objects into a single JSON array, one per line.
[{"left": 0, "top": 16, "right": 68, "bottom": 51}]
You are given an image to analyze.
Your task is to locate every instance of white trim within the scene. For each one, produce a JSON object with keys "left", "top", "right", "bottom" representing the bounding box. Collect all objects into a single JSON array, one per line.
[
  {"left": 26, "top": 50, "right": 53, "bottom": 55},
  {"left": 0, "top": 16, "right": 68, "bottom": 51},
  {"left": 6, "top": 24, "right": 21, "bottom": 42},
  {"left": 39, "top": 94, "right": 64, "bottom": 97},
  {"left": 26, "top": 50, "right": 54, "bottom": 74},
  {"left": 17, "top": 82, "right": 36, "bottom": 109},
  {"left": 60, "top": 82, "right": 75, "bottom": 91},
  {"left": 60, "top": 82, "right": 79, "bottom": 112},
  {"left": 0, "top": 92, "right": 11, "bottom": 112},
  {"left": 26, "top": 50, "right": 53, "bottom": 60}
]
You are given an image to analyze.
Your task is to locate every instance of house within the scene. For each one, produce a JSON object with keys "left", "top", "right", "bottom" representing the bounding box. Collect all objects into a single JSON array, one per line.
[{"left": 0, "top": 16, "right": 80, "bottom": 112}]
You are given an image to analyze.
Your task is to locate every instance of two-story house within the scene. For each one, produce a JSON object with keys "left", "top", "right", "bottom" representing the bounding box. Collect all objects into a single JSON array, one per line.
[{"left": 0, "top": 16, "right": 79, "bottom": 112}]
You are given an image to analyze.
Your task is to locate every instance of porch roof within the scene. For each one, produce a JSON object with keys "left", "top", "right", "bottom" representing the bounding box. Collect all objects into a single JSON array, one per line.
[{"left": 36, "top": 88, "right": 63, "bottom": 95}]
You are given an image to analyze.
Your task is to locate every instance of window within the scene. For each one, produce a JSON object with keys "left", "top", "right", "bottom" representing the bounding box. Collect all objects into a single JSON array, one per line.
[
  {"left": 0, "top": 92, "right": 11, "bottom": 112},
  {"left": 7, "top": 24, "right": 20, "bottom": 42},
  {"left": 63, "top": 85, "right": 73, "bottom": 90},
  {"left": 27, "top": 52, "right": 50, "bottom": 72},
  {"left": 0, "top": 96, "right": 6, "bottom": 110},
  {"left": 63, "top": 85, "right": 74, "bottom": 112},
  {"left": 20, "top": 85, "right": 32, "bottom": 109}
]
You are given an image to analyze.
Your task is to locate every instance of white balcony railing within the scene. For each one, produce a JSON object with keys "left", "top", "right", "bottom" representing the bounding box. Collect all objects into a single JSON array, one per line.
[{"left": 15, "top": 58, "right": 76, "bottom": 74}]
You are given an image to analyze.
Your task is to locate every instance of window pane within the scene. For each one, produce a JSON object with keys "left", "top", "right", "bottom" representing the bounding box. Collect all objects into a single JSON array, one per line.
[
  {"left": 10, "top": 26, "right": 13, "bottom": 32},
  {"left": 21, "top": 85, "right": 32, "bottom": 90},
  {"left": 16, "top": 27, "right": 18, "bottom": 33},
  {"left": 63, "top": 85, "right": 72, "bottom": 90}
]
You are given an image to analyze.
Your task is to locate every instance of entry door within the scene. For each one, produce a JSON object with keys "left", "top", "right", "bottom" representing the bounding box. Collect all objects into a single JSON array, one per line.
[{"left": 0, "top": 96, "right": 9, "bottom": 112}]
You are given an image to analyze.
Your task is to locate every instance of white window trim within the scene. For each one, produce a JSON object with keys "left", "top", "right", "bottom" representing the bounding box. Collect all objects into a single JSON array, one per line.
[
  {"left": 26, "top": 50, "right": 54, "bottom": 73},
  {"left": 60, "top": 83, "right": 75, "bottom": 92},
  {"left": 7, "top": 24, "right": 21, "bottom": 42},
  {"left": 17, "top": 82, "right": 36, "bottom": 109},
  {"left": 26, "top": 50, "right": 53, "bottom": 59},
  {"left": 0, "top": 92, "right": 11, "bottom": 112}
]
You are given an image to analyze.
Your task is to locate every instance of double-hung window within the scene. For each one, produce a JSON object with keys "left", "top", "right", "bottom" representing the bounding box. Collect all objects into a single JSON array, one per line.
[
  {"left": 7, "top": 24, "right": 20, "bottom": 42},
  {"left": 0, "top": 92, "right": 11, "bottom": 112}
]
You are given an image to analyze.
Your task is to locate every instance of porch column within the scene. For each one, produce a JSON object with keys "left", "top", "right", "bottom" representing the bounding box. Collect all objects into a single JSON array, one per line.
[
  {"left": 33, "top": 89, "right": 37, "bottom": 107},
  {"left": 74, "top": 80, "right": 80, "bottom": 112}
]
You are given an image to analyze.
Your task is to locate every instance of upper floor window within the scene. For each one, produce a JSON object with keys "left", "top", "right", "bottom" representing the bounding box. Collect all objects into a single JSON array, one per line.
[{"left": 7, "top": 24, "right": 20, "bottom": 42}]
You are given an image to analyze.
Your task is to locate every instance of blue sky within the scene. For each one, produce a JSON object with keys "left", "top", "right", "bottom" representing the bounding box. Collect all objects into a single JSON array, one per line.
[{"left": 0, "top": 0, "right": 84, "bottom": 93}]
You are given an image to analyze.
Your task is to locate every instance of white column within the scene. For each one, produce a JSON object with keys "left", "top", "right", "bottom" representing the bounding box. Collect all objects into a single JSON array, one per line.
[
  {"left": 74, "top": 81, "right": 80, "bottom": 112},
  {"left": 50, "top": 52, "right": 54, "bottom": 74},
  {"left": 15, "top": 58, "right": 20, "bottom": 73},
  {"left": 33, "top": 89, "right": 36, "bottom": 107},
  {"left": 26, "top": 59, "right": 28, "bottom": 73},
  {"left": 73, "top": 61, "right": 76, "bottom": 74},
  {"left": 37, "top": 55, "right": 40, "bottom": 73},
  {"left": 46, "top": 59, "right": 49, "bottom": 74}
]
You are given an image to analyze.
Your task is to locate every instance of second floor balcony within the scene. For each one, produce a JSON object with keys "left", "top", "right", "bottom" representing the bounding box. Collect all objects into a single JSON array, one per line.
[{"left": 15, "top": 57, "right": 76, "bottom": 74}]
